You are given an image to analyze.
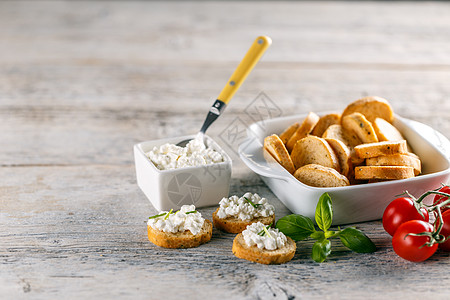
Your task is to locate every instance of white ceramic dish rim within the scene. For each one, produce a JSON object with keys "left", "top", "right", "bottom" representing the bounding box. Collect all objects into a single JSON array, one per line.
[
  {"left": 134, "top": 134, "right": 232, "bottom": 174},
  {"left": 239, "top": 113, "right": 450, "bottom": 192}
]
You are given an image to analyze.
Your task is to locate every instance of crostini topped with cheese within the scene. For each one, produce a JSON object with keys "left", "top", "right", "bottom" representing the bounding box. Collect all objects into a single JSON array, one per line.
[
  {"left": 232, "top": 222, "right": 296, "bottom": 264},
  {"left": 147, "top": 205, "right": 212, "bottom": 248},
  {"left": 213, "top": 192, "right": 275, "bottom": 233}
]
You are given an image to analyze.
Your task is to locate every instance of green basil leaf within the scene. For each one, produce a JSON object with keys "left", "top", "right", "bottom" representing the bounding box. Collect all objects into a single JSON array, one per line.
[
  {"left": 311, "top": 239, "right": 331, "bottom": 263},
  {"left": 315, "top": 193, "right": 333, "bottom": 232},
  {"left": 310, "top": 231, "right": 325, "bottom": 241},
  {"left": 276, "top": 214, "right": 315, "bottom": 241},
  {"left": 339, "top": 227, "right": 376, "bottom": 253}
]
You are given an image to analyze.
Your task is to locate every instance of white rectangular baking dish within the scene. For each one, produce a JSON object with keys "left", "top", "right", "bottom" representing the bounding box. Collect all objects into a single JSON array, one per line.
[{"left": 239, "top": 113, "right": 450, "bottom": 224}]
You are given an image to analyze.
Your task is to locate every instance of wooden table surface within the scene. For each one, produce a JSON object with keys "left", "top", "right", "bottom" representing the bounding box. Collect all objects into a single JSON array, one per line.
[{"left": 1, "top": 1, "right": 450, "bottom": 299}]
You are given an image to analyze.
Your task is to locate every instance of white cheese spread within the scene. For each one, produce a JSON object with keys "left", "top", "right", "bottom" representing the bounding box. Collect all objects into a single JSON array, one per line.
[
  {"left": 146, "top": 137, "right": 224, "bottom": 170},
  {"left": 217, "top": 192, "right": 275, "bottom": 221},
  {"left": 242, "top": 222, "right": 287, "bottom": 251},
  {"left": 147, "top": 205, "right": 205, "bottom": 235}
]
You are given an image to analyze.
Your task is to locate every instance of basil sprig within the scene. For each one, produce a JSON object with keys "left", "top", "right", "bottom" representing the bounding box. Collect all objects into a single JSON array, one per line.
[{"left": 276, "top": 192, "right": 376, "bottom": 263}]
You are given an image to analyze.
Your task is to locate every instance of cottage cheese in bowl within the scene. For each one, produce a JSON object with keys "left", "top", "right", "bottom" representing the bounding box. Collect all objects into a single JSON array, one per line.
[
  {"left": 146, "top": 137, "right": 224, "bottom": 170},
  {"left": 134, "top": 134, "right": 232, "bottom": 211}
]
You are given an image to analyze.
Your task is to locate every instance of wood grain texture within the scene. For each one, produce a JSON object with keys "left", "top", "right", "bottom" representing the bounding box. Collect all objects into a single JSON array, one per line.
[{"left": 1, "top": 1, "right": 450, "bottom": 299}]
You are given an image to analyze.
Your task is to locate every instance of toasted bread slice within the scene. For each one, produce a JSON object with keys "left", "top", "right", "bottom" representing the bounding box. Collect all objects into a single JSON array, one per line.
[
  {"left": 366, "top": 153, "right": 421, "bottom": 176},
  {"left": 293, "top": 164, "right": 350, "bottom": 187},
  {"left": 286, "top": 112, "right": 320, "bottom": 152},
  {"left": 322, "top": 124, "right": 362, "bottom": 148},
  {"left": 350, "top": 148, "right": 365, "bottom": 165},
  {"left": 147, "top": 219, "right": 212, "bottom": 249},
  {"left": 355, "top": 166, "right": 415, "bottom": 180},
  {"left": 311, "top": 113, "right": 341, "bottom": 137},
  {"left": 354, "top": 140, "right": 408, "bottom": 159},
  {"left": 342, "top": 112, "right": 378, "bottom": 143},
  {"left": 291, "top": 136, "right": 340, "bottom": 172},
  {"left": 373, "top": 117, "right": 413, "bottom": 152},
  {"left": 279, "top": 122, "right": 299, "bottom": 144},
  {"left": 232, "top": 233, "right": 296, "bottom": 264},
  {"left": 347, "top": 149, "right": 365, "bottom": 184},
  {"left": 373, "top": 117, "right": 404, "bottom": 142},
  {"left": 212, "top": 208, "right": 275, "bottom": 234},
  {"left": 325, "top": 138, "right": 352, "bottom": 177},
  {"left": 264, "top": 134, "right": 296, "bottom": 174},
  {"left": 341, "top": 96, "right": 394, "bottom": 123}
]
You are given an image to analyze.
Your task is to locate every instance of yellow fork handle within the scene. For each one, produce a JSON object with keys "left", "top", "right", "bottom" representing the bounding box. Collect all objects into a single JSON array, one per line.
[{"left": 217, "top": 36, "right": 272, "bottom": 104}]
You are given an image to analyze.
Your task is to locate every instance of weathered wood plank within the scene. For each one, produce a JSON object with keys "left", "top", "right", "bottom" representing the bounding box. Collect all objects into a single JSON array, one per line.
[
  {"left": 1, "top": 64, "right": 449, "bottom": 165},
  {"left": 1, "top": 1, "right": 450, "bottom": 65}
]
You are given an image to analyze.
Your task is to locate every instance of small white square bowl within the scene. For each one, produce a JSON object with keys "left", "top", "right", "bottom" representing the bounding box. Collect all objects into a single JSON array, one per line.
[
  {"left": 239, "top": 113, "right": 450, "bottom": 225},
  {"left": 134, "top": 135, "right": 232, "bottom": 211}
]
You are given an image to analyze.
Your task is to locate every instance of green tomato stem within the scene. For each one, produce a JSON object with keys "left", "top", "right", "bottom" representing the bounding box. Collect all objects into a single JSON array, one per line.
[
  {"left": 433, "top": 208, "right": 445, "bottom": 242},
  {"left": 416, "top": 190, "right": 450, "bottom": 205}
]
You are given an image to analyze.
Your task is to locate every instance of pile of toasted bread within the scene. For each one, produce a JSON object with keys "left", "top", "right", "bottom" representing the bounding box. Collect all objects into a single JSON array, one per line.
[{"left": 264, "top": 96, "right": 421, "bottom": 187}]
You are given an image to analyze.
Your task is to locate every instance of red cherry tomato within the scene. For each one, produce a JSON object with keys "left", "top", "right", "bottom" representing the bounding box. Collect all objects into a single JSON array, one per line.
[
  {"left": 392, "top": 220, "right": 438, "bottom": 262},
  {"left": 433, "top": 186, "right": 450, "bottom": 213},
  {"left": 382, "top": 197, "right": 429, "bottom": 236},
  {"left": 436, "top": 210, "right": 450, "bottom": 252}
]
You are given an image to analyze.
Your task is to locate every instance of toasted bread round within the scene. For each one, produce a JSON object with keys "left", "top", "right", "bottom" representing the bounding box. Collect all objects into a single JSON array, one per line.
[
  {"left": 264, "top": 134, "right": 296, "bottom": 174},
  {"left": 322, "top": 124, "right": 362, "bottom": 148},
  {"left": 147, "top": 219, "right": 212, "bottom": 249},
  {"left": 286, "top": 112, "right": 320, "bottom": 152},
  {"left": 354, "top": 140, "right": 408, "bottom": 159},
  {"left": 325, "top": 138, "right": 352, "bottom": 177},
  {"left": 372, "top": 117, "right": 404, "bottom": 142},
  {"left": 291, "top": 136, "right": 340, "bottom": 172},
  {"left": 341, "top": 96, "right": 394, "bottom": 123},
  {"left": 366, "top": 153, "right": 421, "bottom": 176},
  {"left": 311, "top": 113, "right": 341, "bottom": 137},
  {"left": 293, "top": 164, "right": 350, "bottom": 187},
  {"left": 232, "top": 233, "right": 296, "bottom": 264},
  {"left": 279, "top": 122, "right": 299, "bottom": 144},
  {"left": 349, "top": 148, "right": 365, "bottom": 165},
  {"left": 212, "top": 208, "right": 275, "bottom": 234},
  {"left": 355, "top": 166, "right": 415, "bottom": 180},
  {"left": 342, "top": 112, "right": 378, "bottom": 144}
]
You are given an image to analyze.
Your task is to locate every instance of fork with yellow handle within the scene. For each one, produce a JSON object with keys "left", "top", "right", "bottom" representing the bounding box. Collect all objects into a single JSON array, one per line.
[{"left": 177, "top": 36, "right": 272, "bottom": 147}]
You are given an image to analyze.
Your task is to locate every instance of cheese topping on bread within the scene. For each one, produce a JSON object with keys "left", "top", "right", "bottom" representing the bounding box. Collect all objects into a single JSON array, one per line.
[
  {"left": 147, "top": 205, "right": 205, "bottom": 235},
  {"left": 242, "top": 222, "right": 287, "bottom": 250},
  {"left": 217, "top": 193, "right": 275, "bottom": 221}
]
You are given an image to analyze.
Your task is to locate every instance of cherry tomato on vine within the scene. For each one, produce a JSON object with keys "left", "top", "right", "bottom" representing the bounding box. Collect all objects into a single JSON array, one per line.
[
  {"left": 436, "top": 210, "right": 450, "bottom": 252},
  {"left": 392, "top": 220, "right": 437, "bottom": 262},
  {"left": 382, "top": 197, "right": 429, "bottom": 236},
  {"left": 433, "top": 186, "right": 450, "bottom": 213}
]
